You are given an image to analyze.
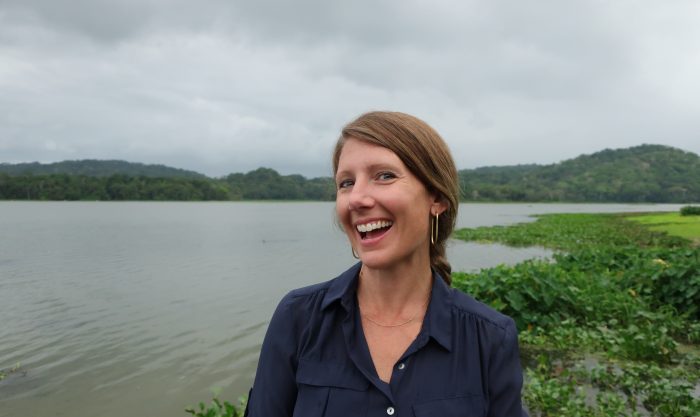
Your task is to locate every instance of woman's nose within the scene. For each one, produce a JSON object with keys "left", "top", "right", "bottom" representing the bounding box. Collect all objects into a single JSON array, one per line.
[{"left": 347, "top": 181, "right": 374, "bottom": 211}]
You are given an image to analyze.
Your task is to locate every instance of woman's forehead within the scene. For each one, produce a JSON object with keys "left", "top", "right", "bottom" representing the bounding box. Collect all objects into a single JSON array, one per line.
[{"left": 336, "top": 139, "right": 403, "bottom": 170}]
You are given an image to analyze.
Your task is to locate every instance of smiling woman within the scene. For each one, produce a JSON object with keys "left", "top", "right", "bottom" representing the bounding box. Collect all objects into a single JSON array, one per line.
[{"left": 244, "top": 111, "right": 528, "bottom": 417}]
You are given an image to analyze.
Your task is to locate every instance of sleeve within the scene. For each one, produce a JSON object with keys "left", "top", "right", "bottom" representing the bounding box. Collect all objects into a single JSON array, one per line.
[
  {"left": 245, "top": 294, "right": 299, "bottom": 417},
  {"left": 487, "top": 318, "right": 529, "bottom": 417}
]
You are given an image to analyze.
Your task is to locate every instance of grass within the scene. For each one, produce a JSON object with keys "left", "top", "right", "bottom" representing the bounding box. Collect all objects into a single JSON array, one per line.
[{"left": 626, "top": 212, "right": 700, "bottom": 243}]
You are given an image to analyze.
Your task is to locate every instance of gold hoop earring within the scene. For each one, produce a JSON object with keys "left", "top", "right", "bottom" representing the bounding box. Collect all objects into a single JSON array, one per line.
[
  {"left": 352, "top": 247, "right": 359, "bottom": 259},
  {"left": 431, "top": 212, "right": 439, "bottom": 245}
]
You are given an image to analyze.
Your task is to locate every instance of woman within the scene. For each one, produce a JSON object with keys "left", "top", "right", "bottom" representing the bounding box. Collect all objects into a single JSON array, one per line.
[{"left": 245, "top": 111, "right": 527, "bottom": 416}]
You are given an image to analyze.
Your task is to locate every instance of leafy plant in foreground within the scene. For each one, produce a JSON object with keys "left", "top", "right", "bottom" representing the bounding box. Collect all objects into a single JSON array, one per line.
[{"left": 185, "top": 396, "right": 246, "bottom": 417}]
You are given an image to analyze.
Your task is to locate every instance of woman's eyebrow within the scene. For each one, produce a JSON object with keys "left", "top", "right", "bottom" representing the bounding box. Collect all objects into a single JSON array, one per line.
[
  {"left": 336, "top": 163, "right": 403, "bottom": 179},
  {"left": 335, "top": 169, "right": 351, "bottom": 180}
]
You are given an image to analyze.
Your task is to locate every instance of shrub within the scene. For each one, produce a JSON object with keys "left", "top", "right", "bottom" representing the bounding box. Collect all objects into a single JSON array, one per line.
[{"left": 680, "top": 205, "right": 700, "bottom": 216}]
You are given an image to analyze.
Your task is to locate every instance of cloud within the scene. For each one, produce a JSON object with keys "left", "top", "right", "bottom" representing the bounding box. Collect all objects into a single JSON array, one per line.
[{"left": 1, "top": 1, "right": 699, "bottom": 176}]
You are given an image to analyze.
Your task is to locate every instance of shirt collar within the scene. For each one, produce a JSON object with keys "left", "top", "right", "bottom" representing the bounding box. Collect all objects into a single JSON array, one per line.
[
  {"left": 321, "top": 262, "right": 362, "bottom": 312},
  {"left": 424, "top": 269, "right": 454, "bottom": 352}
]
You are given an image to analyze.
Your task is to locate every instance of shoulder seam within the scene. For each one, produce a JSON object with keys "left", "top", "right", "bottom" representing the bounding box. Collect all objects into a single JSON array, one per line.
[
  {"left": 451, "top": 306, "right": 508, "bottom": 331},
  {"left": 286, "top": 282, "right": 331, "bottom": 301},
  {"left": 289, "top": 287, "right": 329, "bottom": 299}
]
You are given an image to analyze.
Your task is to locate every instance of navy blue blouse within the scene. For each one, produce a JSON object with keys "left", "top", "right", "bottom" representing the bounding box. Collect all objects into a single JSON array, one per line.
[{"left": 245, "top": 263, "right": 528, "bottom": 417}]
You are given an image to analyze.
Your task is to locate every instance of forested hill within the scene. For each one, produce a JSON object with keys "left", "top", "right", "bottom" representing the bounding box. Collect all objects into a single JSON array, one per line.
[
  {"left": 0, "top": 164, "right": 336, "bottom": 201},
  {"left": 460, "top": 144, "right": 700, "bottom": 202},
  {"left": 0, "top": 159, "right": 206, "bottom": 179},
  {"left": 1, "top": 144, "right": 699, "bottom": 202}
]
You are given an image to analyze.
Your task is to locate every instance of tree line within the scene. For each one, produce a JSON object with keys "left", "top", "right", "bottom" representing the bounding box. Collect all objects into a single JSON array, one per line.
[
  {"left": 2, "top": 144, "right": 699, "bottom": 202},
  {"left": 0, "top": 168, "right": 336, "bottom": 201},
  {"left": 0, "top": 174, "right": 230, "bottom": 201}
]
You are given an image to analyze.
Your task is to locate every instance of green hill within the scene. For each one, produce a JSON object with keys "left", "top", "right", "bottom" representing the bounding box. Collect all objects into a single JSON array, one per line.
[
  {"left": 1, "top": 144, "right": 699, "bottom": 202},
  {"left": 460, "top": 144, "right": 700, "bottom": 203},
  {"left": 224, "top": 167, "right": 335, "bottom": 200},
  {"left": 0, "top": 159, "right": 206, "bottom": 179},
  {"left": 0, "top": 161, "right": 335, "bottom": 201}
]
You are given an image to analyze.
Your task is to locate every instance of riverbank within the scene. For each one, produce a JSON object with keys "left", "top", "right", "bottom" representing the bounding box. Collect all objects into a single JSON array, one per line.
[{"left": 453, "top": 212, "right": 700, "bottom": 416}]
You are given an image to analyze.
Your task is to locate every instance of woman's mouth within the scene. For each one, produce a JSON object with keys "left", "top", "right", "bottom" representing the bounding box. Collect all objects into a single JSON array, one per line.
[{"left": 356, "top": 220, "right": 393, "bottom": 240}]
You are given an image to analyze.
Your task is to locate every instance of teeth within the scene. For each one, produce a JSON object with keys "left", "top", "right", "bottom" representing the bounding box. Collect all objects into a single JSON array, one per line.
[{"left": 356, "top": 220, "right": 393, "bottom": 233}]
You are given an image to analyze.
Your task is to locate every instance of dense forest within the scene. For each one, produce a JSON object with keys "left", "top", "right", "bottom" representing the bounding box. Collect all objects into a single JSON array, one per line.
[
  {"left": 0, "top": 174, "right": 229, "bottom": 201},
  {"left": 223, "top": 168, "right": 335, "bottom": 200},
  {"left": 1, "top": 144, "right": 699, "bottom": 202},
  {"left": 459, "top": 144, "right": 700, "bottom": 202},
  {"left": 0, "top": 159, "right": 205, "bottom": 179},
  {"left": 0, "top": 168, "right": 335, "bottom": 201}
]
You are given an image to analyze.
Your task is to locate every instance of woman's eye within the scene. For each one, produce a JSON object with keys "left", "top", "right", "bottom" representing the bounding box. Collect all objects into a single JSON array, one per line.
[
  {"left": 337, "top": 179, "right": 354, "bottom": 189},
  {"left": 377, "top": 172, "right": 396, "bottom": 181}
]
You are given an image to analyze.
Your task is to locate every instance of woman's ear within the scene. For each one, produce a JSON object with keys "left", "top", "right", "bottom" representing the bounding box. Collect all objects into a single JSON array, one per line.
[{"left": 430, "top": 195, "right": 448, "bottom": 216}]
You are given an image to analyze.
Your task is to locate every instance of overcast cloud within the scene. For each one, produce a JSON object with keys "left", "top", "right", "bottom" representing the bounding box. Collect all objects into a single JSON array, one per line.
[{"left": 1, "top": 0, "right": 699, "bottom": 177}]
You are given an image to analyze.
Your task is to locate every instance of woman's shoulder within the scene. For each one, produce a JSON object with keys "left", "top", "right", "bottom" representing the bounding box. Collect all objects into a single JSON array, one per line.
[
  {"left": 285, "top": 279, "right": 334, "bottom": 300},
  {"left": 275, "top": 280, "right": 333, "bottom": 313},
  {"left": 277, "top": 263, "right": 360, "bottom": 312}
]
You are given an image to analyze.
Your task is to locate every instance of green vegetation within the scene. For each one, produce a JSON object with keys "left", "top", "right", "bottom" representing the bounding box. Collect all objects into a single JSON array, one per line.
[
  {"left": 681, "top": 206, "right": 700, "bottom": 216},
  {"left": 0, "top": 174, "right": 230, "bottom": 201},
  {"left": 185, "top": 396, "right": 247, "bottom": 417},
  {"left": 453, "top": 213, "right": 700, "bottom": 416},
  {"left": 460, "top": 144, "right": 700, "bottom": 202},
  {"left": 0, "top": 168, "right": 335, "bottom": 201},
  {"left": 223, "top": 167, "right": 335, "bottom": 200},
  {"left": 0, "top": 159, "right": 206, "bottom": 179},
  {"left": 4, "top": 144, "right": 700, "bottom": 202}
]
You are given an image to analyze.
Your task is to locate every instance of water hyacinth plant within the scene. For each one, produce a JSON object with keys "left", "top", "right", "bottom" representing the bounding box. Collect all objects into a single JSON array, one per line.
[
  {"left": 185, "top": 396, "right": 247, "bottom": 417},
  {"left": 453, "top": 212, "right": 700, "bottom": 416}
]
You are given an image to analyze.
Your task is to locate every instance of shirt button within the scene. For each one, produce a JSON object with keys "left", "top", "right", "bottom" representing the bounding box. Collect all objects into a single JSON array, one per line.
[
  {"left": 397, "top": 363, "right": 405, "bottom": 370},
  {"left": 386, "top": 406, "right": 395, "bottom": 415}
]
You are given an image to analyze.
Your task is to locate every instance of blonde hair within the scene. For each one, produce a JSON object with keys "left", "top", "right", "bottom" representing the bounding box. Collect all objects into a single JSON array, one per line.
[{"left": 332, "top": 111, "right": 459, "bottom": 285}]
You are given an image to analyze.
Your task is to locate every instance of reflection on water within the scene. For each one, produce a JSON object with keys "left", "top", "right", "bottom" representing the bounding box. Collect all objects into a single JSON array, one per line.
[{"left": 0, "top": 202, "right": 685, "bottom": 417}]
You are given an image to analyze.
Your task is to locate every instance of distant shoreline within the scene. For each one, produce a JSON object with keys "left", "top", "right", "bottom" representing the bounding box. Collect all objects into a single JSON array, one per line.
[{"left": 3, "top": 144, "right": 700, "bottom": 203}]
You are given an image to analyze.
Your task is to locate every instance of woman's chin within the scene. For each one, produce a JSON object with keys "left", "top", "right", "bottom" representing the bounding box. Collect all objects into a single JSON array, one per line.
[
  {"left": 355, "top": 252, "right": 389, "bottom": 269},
  {"left": 356, "top": 251, "right": 409, "bottom": 271}
]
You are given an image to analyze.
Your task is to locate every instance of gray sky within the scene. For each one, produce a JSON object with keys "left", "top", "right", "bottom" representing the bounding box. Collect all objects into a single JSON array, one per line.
[{"left": 2, "top": 0, "right": 699, "bottom": 178}]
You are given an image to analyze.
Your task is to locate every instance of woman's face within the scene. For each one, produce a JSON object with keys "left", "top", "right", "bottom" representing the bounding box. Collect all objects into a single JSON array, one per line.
[{"left": 335, "top": 138, "right": 444, "bottom": 270}]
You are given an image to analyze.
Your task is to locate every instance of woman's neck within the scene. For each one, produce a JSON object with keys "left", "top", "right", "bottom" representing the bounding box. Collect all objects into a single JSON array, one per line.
[{"left": 356, "top": 259, "right": 433, "bottom": 318}]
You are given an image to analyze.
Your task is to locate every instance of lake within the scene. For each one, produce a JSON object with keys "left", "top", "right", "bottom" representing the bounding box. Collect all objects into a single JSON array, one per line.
[{"left": 0, "top": 202, "right": 684, "bottom": 417}]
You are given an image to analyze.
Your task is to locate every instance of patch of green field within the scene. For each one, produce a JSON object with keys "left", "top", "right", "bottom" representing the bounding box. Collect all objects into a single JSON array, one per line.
[{"left": 627, "top": 212, "right": 700, "bottom": 241}]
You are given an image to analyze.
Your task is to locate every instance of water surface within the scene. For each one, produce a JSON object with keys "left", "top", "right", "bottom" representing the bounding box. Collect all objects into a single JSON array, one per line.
[{"left": 0, "top": 202, "right": 683, "bottom": 417}]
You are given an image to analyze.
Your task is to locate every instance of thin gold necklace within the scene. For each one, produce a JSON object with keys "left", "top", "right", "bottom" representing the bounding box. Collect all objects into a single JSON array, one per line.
[{"left": 360, "top": 293, "right": 431, "bottom": 328}]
